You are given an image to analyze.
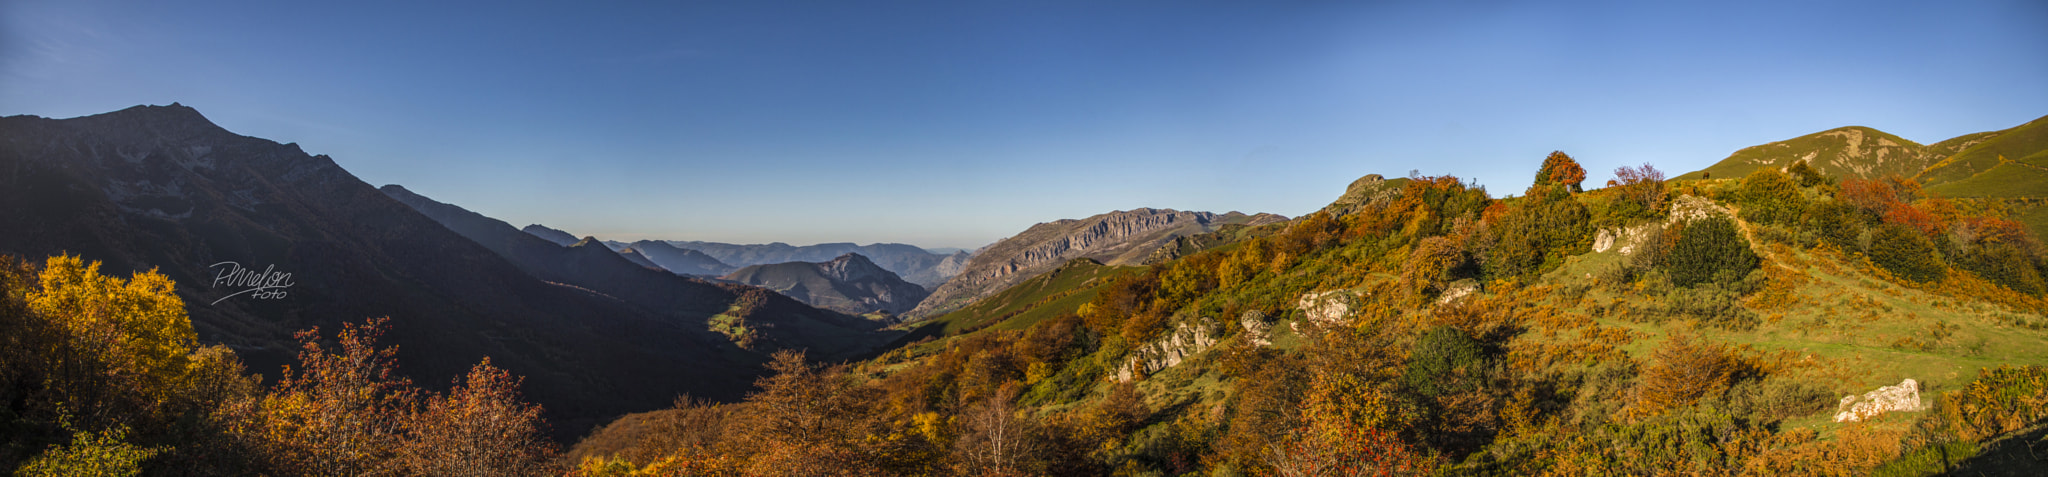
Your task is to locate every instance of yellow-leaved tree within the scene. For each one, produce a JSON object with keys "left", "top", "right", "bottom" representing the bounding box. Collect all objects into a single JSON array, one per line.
[{"left": 26, "top": 255, "right": 197, "bottom": 405}]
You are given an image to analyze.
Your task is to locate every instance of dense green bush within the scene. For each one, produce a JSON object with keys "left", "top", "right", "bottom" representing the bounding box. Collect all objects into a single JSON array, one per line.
[
  {"left": 1786, "top": 160, "right": 1831, "bottom": 188},
  {"left": 1661, "top": 216, "right": 1760, "bottom": 288},
  {"left": 1737, "top": 168, "right": 1806, "bottom": 226},
  {"left": 1403, "top": 326, "right": 1488, "bottom": 397},
  {"left": 1961, "top": 243, "right": 2047, "bottom": 295},
  {"left": 1869, "top": 223, "right": 1946, "bottom": 283},
  {"left": 1485, "top": 184, "right": 1592, "bottom": 281},
  {"left": 1801, "top": 199, "right": 1865, "bottom": 250}
]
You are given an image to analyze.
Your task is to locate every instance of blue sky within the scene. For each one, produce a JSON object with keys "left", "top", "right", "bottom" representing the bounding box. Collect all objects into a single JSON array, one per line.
[{"left": 5, "top": 1, "right": 2046, "bottom": 249}]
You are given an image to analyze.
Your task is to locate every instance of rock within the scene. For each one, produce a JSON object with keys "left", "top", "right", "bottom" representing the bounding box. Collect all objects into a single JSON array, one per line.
[
  {"left": 1437, "top": 279, "right": 1479, "bottom": 305},
  {"left": 1239, "top": 310, "right": 1273, "bottom": 346},
  {"left": 1834, "top": 378, "right": 1925, "bottom": 422},
  {"left": 1669, "top": 195, "right": 1732, "bottom": 224},
  {"left": 1296, "top": 289, "right": 1361, "bottom": 324},
  {"left": 1593, "top": 223, "right": 1659, "bottom": 255},
  {"left": 1117, "top": 319, "right": 1221, "bottom": 382}
]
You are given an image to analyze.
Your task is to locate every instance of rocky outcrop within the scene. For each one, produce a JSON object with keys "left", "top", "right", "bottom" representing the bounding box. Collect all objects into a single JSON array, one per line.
[
  {"left": 1437, "top": 279, "right": 1480, "bottom": 305},
  {"left": 1239, "top": 310, "right": 1274, "bottom": 347},
  {"left": 1324, "top": 174, "right": 1407, "bottom": 216},
  {"left": 1669, "top": 195, "right": 1732, "bottom": 224},
  {"left": 1297, "top": 289, "right": 1364, "bottom": 324},
  {"left": 1116, "top": 320, "right": 1220, "bottom": 382},
  {"left": 1834, "top": 379, "right": 1925, "bottom": 422},
  {"left": 1593, "top": 195, "right": 1736, "bottom": 257},
  {"left": 906, "top": 208, "right": 1273, "bottom": 319}
]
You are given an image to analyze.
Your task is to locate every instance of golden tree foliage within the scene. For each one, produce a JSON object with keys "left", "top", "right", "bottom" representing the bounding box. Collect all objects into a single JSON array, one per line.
[
  {"left": 26, "top": 255, "right": 196, "bottom": 405},
  {"left": 14, "top": 425, "right": 162, "bottom": 477},
  {"left": 402, "top": 358, "right": 555, "bottom": 477}
]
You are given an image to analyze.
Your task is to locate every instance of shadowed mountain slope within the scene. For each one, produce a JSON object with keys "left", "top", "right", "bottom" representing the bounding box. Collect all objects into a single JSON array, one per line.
[{"left": 0, "top": 104, "right": 785, "bottom": 435}]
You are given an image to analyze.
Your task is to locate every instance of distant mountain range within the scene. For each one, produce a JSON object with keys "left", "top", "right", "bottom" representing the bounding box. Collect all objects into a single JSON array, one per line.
[
  {"left": 722, "top": 253, "right": 931, "bottom": 316},
  {"left": 380, "top": 185, "right": 895, "bottom": 360},
  {"left": 619, "top": 240, "right": 736, "bottom": 277},
  {"left": 904, "top": 208, "right": 1286, "bottom": 319},
  {"left": 0, "top": 104, "right": 871, "bottom": 435},
  {"left": 517, "top": 226, "right": 973, "bottom": 289}
]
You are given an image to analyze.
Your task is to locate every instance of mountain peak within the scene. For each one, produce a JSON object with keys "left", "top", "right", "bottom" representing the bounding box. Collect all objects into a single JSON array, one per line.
[
  {"left": 823, "top": 253, "right": 888, "bottom": 281},
  {"left": 571, "top": 236, "right": 605, "bottom": 248},
  {"left": 79, "top": 103, "right": 227, "bottom": 136},
  {"left": 1678, "top": 124, "right": 1931, "bottom": 181}
]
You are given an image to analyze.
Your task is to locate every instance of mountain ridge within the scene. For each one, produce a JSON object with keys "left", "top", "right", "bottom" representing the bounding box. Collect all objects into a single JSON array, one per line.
[
  {"left": 0, "top": 104, "right": 767, "bottom": 435},
  {"left": 722, "top": 253, "right": 931, "bottom": 316},
  {"left": 904, "top": 208, "right": 1285, "bottom": 319}
]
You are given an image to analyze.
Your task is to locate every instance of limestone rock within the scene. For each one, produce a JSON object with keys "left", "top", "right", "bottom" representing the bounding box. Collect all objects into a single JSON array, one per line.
[
  {"left": 1116, "top": 319, "right": 1220, "bottom": 382},
  {"left": 1592, "top": 223, "right": 1658, "bottom": 255},
  {"left": 1296, "top": 289, "right": 1361, "bottom": 324},
  {"left": 1239, "top": 310, "right": 1273, "bottom": 347},
  {"left": 1834, "top": 378, "right": 1925, "bottom": 423},
  {"left": 1437, "top": 279, "right": 1479, "bottom": 305},
  {"left": 1669, "top": 195, "right": 1732, "bottom": 224}
]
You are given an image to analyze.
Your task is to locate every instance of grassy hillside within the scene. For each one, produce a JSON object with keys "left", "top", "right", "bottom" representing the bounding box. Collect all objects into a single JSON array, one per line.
[
  {"left": 1921, "top": 114, "right": 2048, "bottom": 196},
  {"left": 1675, "top": 126, "right": 1930, "bottom": 181},
  {"left": 573, "top": 155, "right": 2048, "bottom": 476}
]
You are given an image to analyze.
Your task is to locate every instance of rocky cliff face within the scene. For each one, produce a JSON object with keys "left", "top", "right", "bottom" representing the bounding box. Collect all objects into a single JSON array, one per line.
[{"left": 905, "top": 208, "right": 1272, "bottom": 320}]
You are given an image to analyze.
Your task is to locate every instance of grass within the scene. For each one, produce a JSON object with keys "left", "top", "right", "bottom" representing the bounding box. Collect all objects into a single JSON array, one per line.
[
  {"left": 1926, "top": 160, "right": 2048, "bottom": 198},
  {"left": 1548, "top": 228, "right": 2048, "bottom": 442},
  {"left": 1673, "top": 126, "right": 1929, "bottom": 182}
]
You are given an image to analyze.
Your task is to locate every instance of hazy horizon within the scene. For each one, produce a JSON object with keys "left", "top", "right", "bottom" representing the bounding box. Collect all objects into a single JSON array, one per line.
[{"left": 6, "top": 0, "right": 2045, "bottom": 249}]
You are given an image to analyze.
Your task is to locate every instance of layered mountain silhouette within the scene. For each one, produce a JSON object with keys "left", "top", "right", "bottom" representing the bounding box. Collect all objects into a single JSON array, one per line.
[
  {"left": 721, "top": 253, "right": 931, "bottom": 316},
  {"left": 662, "top": 240, "right": 969, "bottom": 288},
  {"left": 905, "top": 208, "right": 1285, "bottom": 319},
  {"left": 618, "top": 240, "right": 736, "bottom": 277},
  {"left": 521, "top": 233, "right": 974, "bottom": 288},
  {"left": 521, "top": 224, "right": 579, "bottom": 246},
  {"left": 0, "top": 104, "right": 890, "bottom": 436},
  {"left": 380, "top": 184, "right": 895, "bottom": 358}
]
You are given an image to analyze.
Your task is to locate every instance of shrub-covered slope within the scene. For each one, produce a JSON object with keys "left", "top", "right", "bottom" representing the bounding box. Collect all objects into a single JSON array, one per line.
[{"left": 570, "top": 151, "right": 2048, "bottom": 476}]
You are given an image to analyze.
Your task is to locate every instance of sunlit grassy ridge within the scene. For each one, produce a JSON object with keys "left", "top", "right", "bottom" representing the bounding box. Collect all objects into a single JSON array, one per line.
[{"left": 569, "top": 149, "right": 2048, "bottom": 475}]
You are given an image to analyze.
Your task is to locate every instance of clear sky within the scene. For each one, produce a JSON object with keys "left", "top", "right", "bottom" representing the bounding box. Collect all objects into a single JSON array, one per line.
[{"left": 5, "top": 1, "right": 2045, "bottom": 250}]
